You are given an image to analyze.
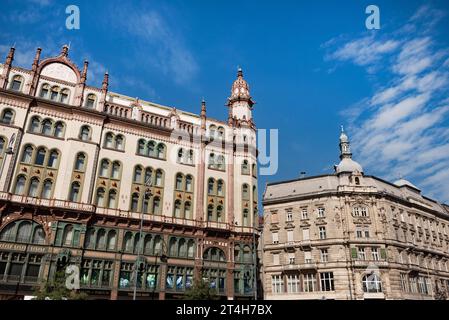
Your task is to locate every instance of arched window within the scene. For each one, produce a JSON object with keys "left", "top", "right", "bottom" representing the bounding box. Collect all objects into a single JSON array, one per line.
[
  {"left": 187, "top": 149, "right": 194, "bottom": 164},
  {"left": 108, "top": 189, "right": 117, "bottom": 208},
  {"left": 355, "top": 177, "right": 360, "bottom": 185},
  {"left": 133, "top": 233, "right": 141, "bottom": 254},
  {"left": 39, "top": 84, "right": 50, "bottom": 98},
  {"left": 50, "top": 86, "right": 59, "bottom": 101},
  {"left": 242, "top": 184, "right": 249, "bottom": 200},
  {"left": 252, "top": 163, "right": 257, "bottom": 177},
  {"left": 203, "top": 247, "right": 226, "bottom": 262},
  {"left": 96, "top": 188, "right": 105, "bottom": 207},
  {"left": 30, "top": 116, "right": 40, "bottom": 132},
  {"left": 147, "top": 141, "right": 155, "bottom": 157},
  {"left": 243, "top": 209, "right": 249, "bottom": 227},
  {"left": 84, "top": 228, "right": 95, "bottom": 248},
  {"left": 105, "top": 132, "right": 114, "bottom": 148},
  {"left": 60, "top": 88, "right": 70, "bottom": 103},
  {"left": 207, "top": 204, "right": 214, "bottom": 221},
  {"left": 187, "top": 240, "right": 195, "bottom": 258},
  {"left": 157, "top": 143, "right": 165, "bottom": 159},
  {"left": 208, "top": 178, "right": 215, "bottom": 195},
  {"left": 10, "top": 75, "right": 23, "bottom": 91},
  {"left": 177, "top": 148, "right": 184, "bottom": 163},
  {"left": 253, "top": 186, "right": 257, "bottom": 202},
  {"left": 144, "top": 167, "right": 153, "bottom": 185},
  {"left": 144, "top": 234, "right": 152, "bottom": 254},
  {"left": 35, "top": 147, "right": 46, "bottom": 165},
  {"left": 217, "top": 127, "right": 225, "bottom": 140},
  {"left": 74, "top": 153, "right": 86, "bottom": 171},
  {"left": 153, "top": 236, "right": 162, "bottom": 254},
  {"left": 99, "top": 159, "right": 109, "bottom": 177},
  {"left": 115, "top": 135, "right": 124, "bottom": 150},
  {"left": 186, "top": 175, "right": 193, "bottom": 192},
  {"left": 107, "top": 230, "right": 117, "bottom": 250},
  {"left": 175, "top": 173, "right": 183, "bottom": 190},
  {"left": 185, "top": 201, "right": 192, "bottom": 219},
  {"left": 0, "top": 137, "right": 4, "bottom": 155},
  {"left": 362, "top": 274, "right": 382, "bottom": 293},
  {"left": 85, "top": 94, "right": 96, "bottom": 108},
  {"left": 28, "top": 177, "right": 39, "bottom": 197},
  {"left": 209, "top": 125, "right": 216, "bottom": 140},
  {"left": 131, "top": 193, "right": 139, "bottom": 212},
  {"left": 133, "top": 166, "right": 143, "bottom": 183},
  {"left": 174, "top": 200, "right": 182, "bottom": 218},
  {"left": 32, "top": 226, "right": 45, "bottom": 244},
  {"left": 137, "top": 139, "right": 146, "bottom": 155},
  {"left": 217, "top": 205, "right": 223, "bottom": 222},
  {"left": 47, "top": 150, "right": 59, "bottom": 168},
  {"left": 17, "top": 221, "right": 32, "bottom": 242},
  {"left": 111, "top": 161, "right": 121, "bottom": 179},
  {"left": 217, "top": 155, "right": 225, "bottom": 170},
  {"left": 69, "top": 182, "right": 80, "bottom": 202},
  {"left": 62, "top": 224, "right": 74, "bottom": 246},
  {"left": 169, "top": 237, "right": 177, "bottom": 256},
  {"left": 123, "top": 232, "right": 133, "bottom": 252},
  {"left": 243, "top": 245, "right": 252, "bottom": 263},
  {"left": 14, "top": 175, "right": 26, "bottom": 195},
  {"left": 21, "top": 145, "right": 33, "bottom": 163},
  {"left": 153, "top": 196, "right": 161, "bottom": 214},
  {"left": 155, "top": 169, "right": 163, "bottom": 186},
  {"left": 41, "top": 179, "right": 53, "bottom": 199},
  {"left": 208, "top": 153, "right": 215, "bottom": 168},
  {"left": 217, "top": 180, "right": 224, "bottom": 197},
  {"left": 96, "top": 229, "right": 106, "bottom": 250},
  {"left": 41, "top": 119, "right": 52, "bottom": 135},
  {"left": 1, "top": 109, "right": 14, "bottom": 124},
  {"left": 79, "top": 126, "right": 91, "bottom": 141},
  {"left": 178, "top": 238, "right": 187, "bottom": 256},
  {"left": 242, "top": 160, "right": 249, "bottom": 174},
  {"left": 54, "top": 122, "right": 64, "bottom": 138}
]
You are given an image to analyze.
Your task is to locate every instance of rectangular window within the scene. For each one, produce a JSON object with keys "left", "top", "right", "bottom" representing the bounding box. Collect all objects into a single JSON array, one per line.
[
  {"left": 320, "top": 249, "right": 328, "bottom": 262},
  {"left": 303, "top": 273, "right": 316, "bottom": 292},
  {"left": 288, "top": 253, "right": 295, "bottom": 265},
  {"left": 287, "top": 230, "right": 294, "bottom": 243},
  {"left": 319, "top": 226, "right": 326, "bottom": 240},
  {"left": 358, "top": 247, "right": 366, "bottom": 260},
  {"left": 286, "top": 210, "right": 293, "bottom": 222},
  {"left": 409, "top": 277, "right": 418, "bottom": 293},
  {"left": 320, "top": 272, "right": 334, "bottom": 291},
  {"left": 304, "top": 251, "right": 312, "bottom": 264},
  {"left": 301, "top": 209, "right": 308, "bottom": 219},
  {"left": 272, "top": 232, "right": 279, "bottom": 244},
  {"left": 400, "top": 273, "right": 408, "bottom": 292},
  {"left": 364, "top": 230, "right": 370, "bottom": 238},
  {"left": 287, "top": 274, "right": 300, "bottom": 293},
  {"left": 356, "top": 229, "right": 363, "bottom": 238},
  {"left": 371, "top": 247, "right": 380, "bottom": 261},
  {"left": 271, "top": 212, "right": 278, "bottom": 224},
  {"left": 272, "top": 275, "right": 284, "bottom": 294},
  {"left": 302, "top": 228, "right": 310, "bottom": 241},
  {"left": 273, "top": 253, "right": 279, "bottom": 265},
  {"left": 318, "top": 207, "right": 325, "bottom": 218}
]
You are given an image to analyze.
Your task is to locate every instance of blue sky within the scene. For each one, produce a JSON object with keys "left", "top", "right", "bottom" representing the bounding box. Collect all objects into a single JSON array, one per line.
[{"left": 1, "top": 0, "right": 449, "bottom": 203}]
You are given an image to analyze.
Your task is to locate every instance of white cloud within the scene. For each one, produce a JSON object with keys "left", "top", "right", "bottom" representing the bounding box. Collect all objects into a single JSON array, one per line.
[{"left": 324, "top": 5, "right": 449, "bottom": 203}]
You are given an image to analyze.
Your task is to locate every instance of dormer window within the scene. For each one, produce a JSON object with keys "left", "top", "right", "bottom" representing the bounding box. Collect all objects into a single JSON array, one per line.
[
  {"left": 10, "top": 75, "right": 23, "bottom": 91},
  {"left": 85, "top": 94, "right": 97, "bottom": 108}
]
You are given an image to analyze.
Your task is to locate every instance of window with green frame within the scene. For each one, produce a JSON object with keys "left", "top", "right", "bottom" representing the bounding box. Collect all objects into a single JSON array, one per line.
[{"left": 53, "top": 222, "right": 82, "bottom": 247}]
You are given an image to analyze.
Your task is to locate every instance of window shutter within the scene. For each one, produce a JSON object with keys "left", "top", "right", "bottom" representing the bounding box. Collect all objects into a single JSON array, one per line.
[
  {"left": 351, "top": 247, "right": 358, "bottom": 259},
  {"left": 380, "top": 248, "right": 387, "bottom": 259}
]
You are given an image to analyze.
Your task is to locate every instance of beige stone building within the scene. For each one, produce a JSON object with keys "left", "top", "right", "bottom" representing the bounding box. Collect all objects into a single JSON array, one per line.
[
  {"left": 262, "top": 129, "right": 449, "bottom": 300},
  {"left": 0, "top": 45, "right": 259, "bottom": 299}
]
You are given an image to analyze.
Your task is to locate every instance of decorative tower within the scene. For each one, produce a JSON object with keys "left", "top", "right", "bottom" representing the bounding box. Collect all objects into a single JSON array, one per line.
[
  {"left": 27, "top": 47, "right": 42, "bottom": 95},
  {"left": 227, "top": 67, "right": 255, "bottom": 128},
  {"left": 0, "top": 47, "right": 15, "bottom": 89},
  {"left": 339, "top": 125, "right": 352, "bottom": 160},
  {"left": 98, "top": 71, "right": 109, "bottom": 112}
]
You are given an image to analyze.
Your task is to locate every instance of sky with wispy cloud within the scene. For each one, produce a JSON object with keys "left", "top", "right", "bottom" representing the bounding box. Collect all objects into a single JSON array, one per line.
[{"left": 1, "top": 0, "right": 449, "bottom": 203}]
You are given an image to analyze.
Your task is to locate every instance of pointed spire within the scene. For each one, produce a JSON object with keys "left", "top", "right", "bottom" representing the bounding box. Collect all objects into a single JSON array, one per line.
[
  {"left": 237, "top": 66, "right": 243, "bottom": 78},
  {"left": 61, "top": 44, "right": 69, "bottom": 57},
  {"left": 201, "top": 98, "right": 206, "bottom": 117},
  {"left": 80, "top": 60, "right": 88, "bottom": 83},
  {"left": 102, "top": 71, "right": 109, "bottom": 92},
  {"left": 5, "top": 47, "right": 15, "bottom": 66},
  {"left": 32, "top": 47, "right": 42, "bottom": 71}
]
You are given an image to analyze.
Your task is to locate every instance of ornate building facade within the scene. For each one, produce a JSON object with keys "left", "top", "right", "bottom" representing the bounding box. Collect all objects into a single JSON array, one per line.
[
  {"left": 262, "top": 129, "right": 449, "bottom": 300},
  {"left": 0, "top": 45, "right": 259, "bottom": 300}
]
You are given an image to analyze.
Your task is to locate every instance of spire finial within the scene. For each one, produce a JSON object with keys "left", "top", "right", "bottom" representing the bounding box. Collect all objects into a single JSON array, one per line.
[
  {"left": 61, "top": 44, "right": 69, "bottom": 57},
  {"left": 341, "top": 125, "right": 344, "bottom": 133},
  {"left": 237, "top": 65, "right": 243, "bottom": 77}
]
